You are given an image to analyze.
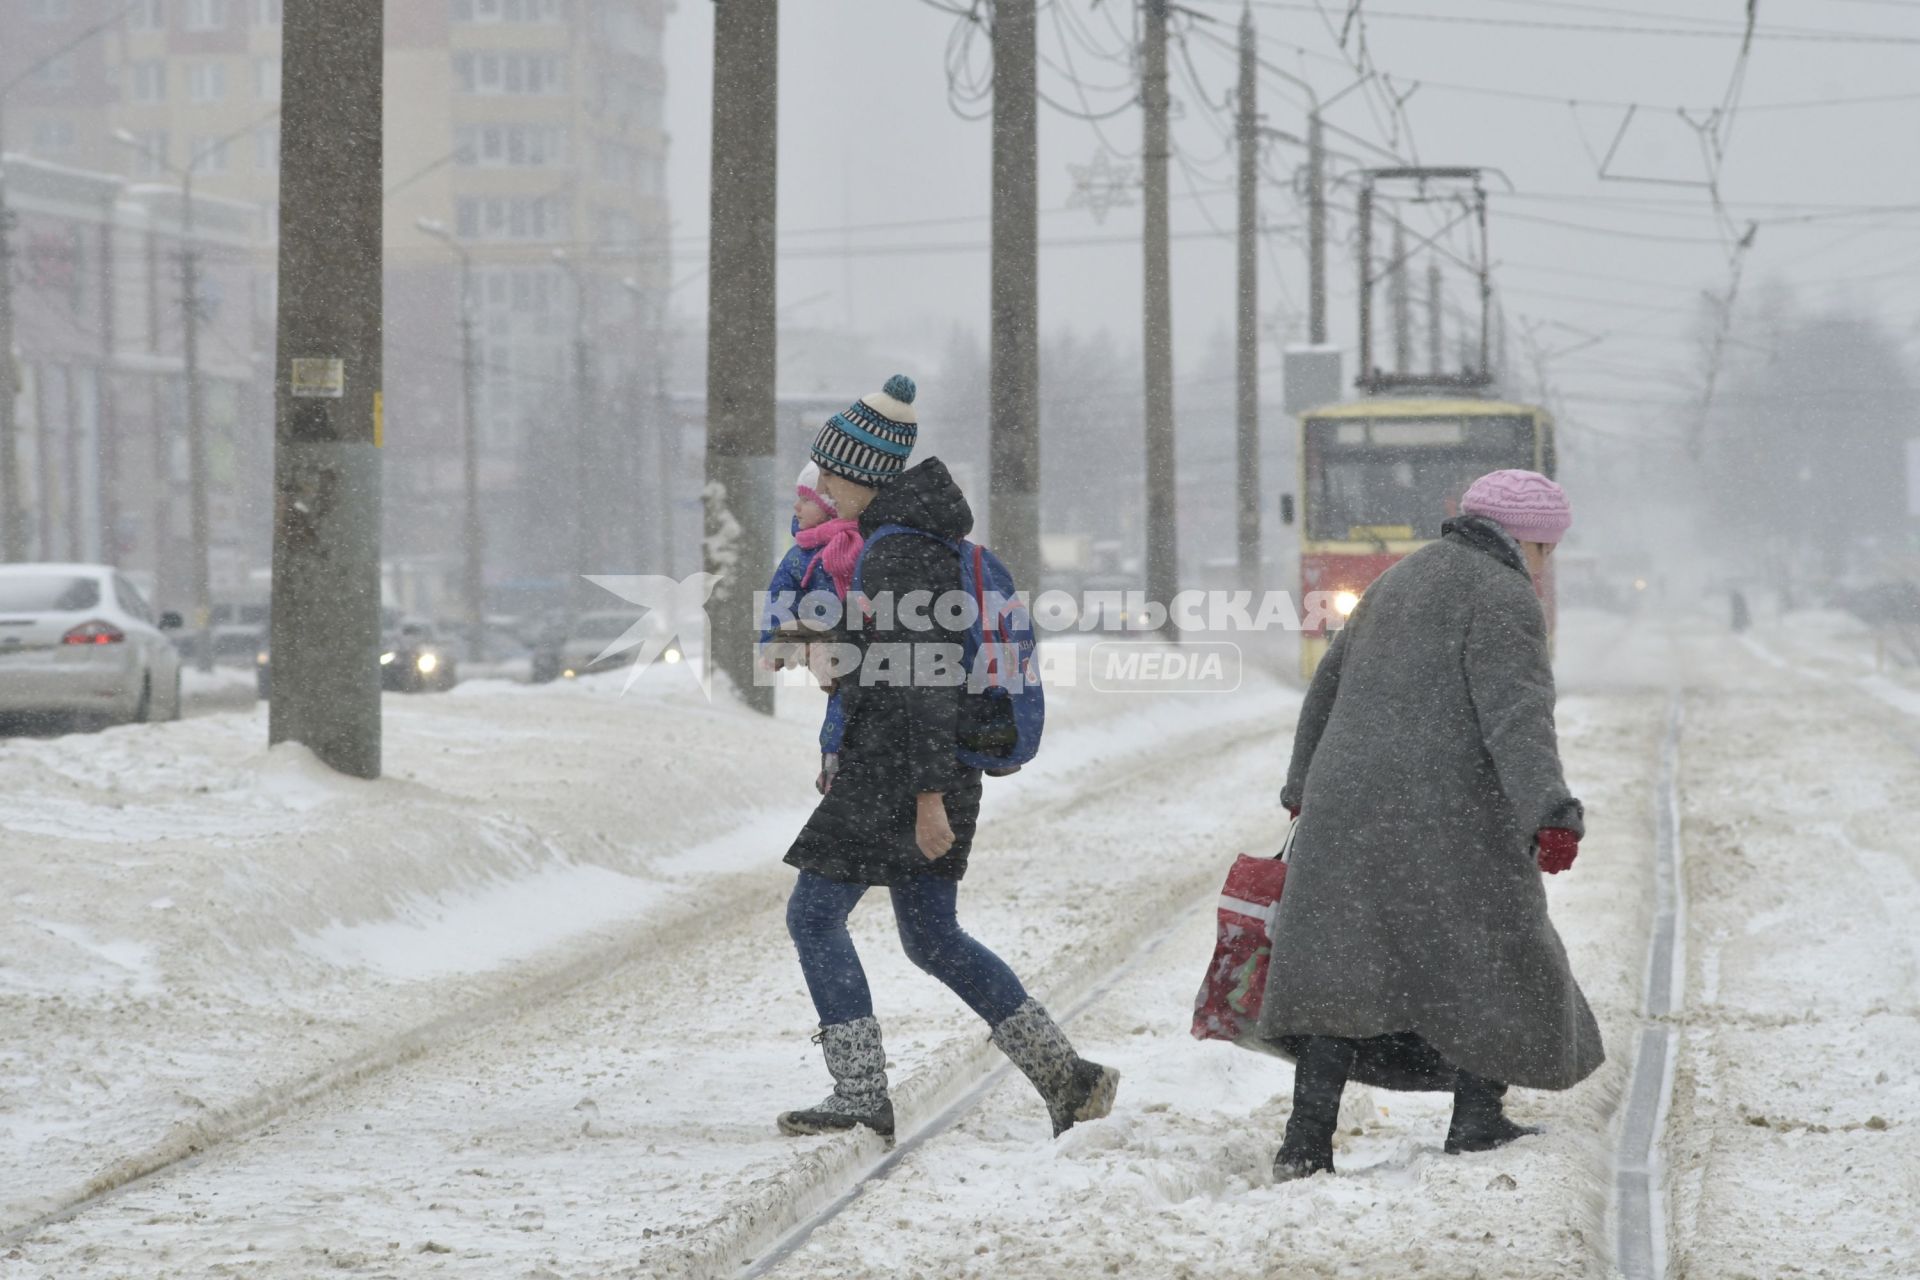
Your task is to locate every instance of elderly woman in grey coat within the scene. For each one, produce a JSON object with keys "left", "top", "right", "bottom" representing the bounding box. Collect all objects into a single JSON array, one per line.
[{"left": 1261, "top": 468, "right": 1604, "bottom": 1181}]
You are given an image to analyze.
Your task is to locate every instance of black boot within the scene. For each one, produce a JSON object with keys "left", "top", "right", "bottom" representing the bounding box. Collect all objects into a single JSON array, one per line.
[
  {"left": 1444, "top": 1069, "right": 1540, "bottom": 1155},
  {"left": 989, "top": 999, "right": 1121, "bottom": 1138},
  {"left": 1274, "top": 1036, "right": 1355, "bottom": 1182},
  {"left": 777, "top": 1016, "right": 896, "bottom": 1139}
]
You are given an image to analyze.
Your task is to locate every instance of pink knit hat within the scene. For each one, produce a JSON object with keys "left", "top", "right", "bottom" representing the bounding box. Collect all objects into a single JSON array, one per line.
[
  {"left": 796, "top": 461, "right": 838, "bottom": 516},
  {"left": 1460, "top": 469, "right": 1572, "bottom": 544}
]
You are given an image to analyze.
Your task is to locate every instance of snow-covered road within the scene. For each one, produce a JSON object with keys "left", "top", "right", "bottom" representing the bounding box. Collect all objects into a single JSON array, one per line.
[{"left": 3, "top": 612, "right": 1916, "bottom": 1278}]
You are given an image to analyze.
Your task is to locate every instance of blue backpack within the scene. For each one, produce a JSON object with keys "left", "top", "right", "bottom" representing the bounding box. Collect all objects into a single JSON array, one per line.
[{"left": 851, "top": 525, "right": 1045, "bottom": 775}]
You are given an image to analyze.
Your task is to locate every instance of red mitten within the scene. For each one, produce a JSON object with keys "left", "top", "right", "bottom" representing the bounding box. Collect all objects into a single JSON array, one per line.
[
  {"left": 1536, "top": 827, "right": 1579, "bottom": 875},
  {"left": 1284, "top": 802, "right": 1300, "bottom": 820}
]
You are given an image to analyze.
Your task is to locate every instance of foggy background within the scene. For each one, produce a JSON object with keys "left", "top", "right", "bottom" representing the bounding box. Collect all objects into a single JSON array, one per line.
[{"left": 2, "top": 0, "right": 1916, "bottom": 631}]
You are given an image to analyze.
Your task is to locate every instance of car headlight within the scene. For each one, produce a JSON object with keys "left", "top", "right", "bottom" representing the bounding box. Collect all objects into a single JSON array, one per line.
[
  {"left": 416, "top": 652, "right": 439, "bottom": 675},
  {"left": 379, "top": 651, "right": 396, "bottom": 665},
  {"left": 256, "top": 651, "right": 269, "bottom": 667},
  {"left": 562, "top": 668, "right": 577, "bottom": 679},
  {"left": 1334, "top": 590, "right": 1361, "bottom": 618},
  {"left": 663, "top": 647, "right": 683, "bottom": 664}
]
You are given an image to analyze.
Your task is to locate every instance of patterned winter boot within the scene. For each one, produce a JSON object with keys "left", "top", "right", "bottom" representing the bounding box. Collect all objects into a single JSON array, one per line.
[
  {"left": 777, "top": 1015, "right": 895, "bottom": 1139},
  {"left": 1444, "top": 1069, "right": 1540, "bottom": 1154},
  {"left": 989, "top": 999, "right": 1120, "bottom": 1138}
]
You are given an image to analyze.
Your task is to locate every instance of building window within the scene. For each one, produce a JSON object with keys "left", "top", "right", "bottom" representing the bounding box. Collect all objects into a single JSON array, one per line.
[
  {"left": 186, "top": 62, "right": 228, "bottom": 103},
  {"left": 30, "top": 117, "right": 77, "bottom": 155},
  {"left": 455, "top": 195, "right": 571, "bottom": 242},
  {"left": 451, "top": 51, "right": 567, "bottom": 95},
  {"left": 253, "top": 0, "right": 281, "bottom": 24},
  {"left": 189, "top": 135, "right": 231, "bottom": 174},
  {"left": 33, "top": 54, "right": 75, "bottom": 86},
  {"left": 128, "top": 0, "right": 166, "bottom": 31},
  {"left": 455, "top": 123, "right": 568, "bottom": 167},
  {"left": 184, "top": 0, "right": 228, "bottom": 30},
  {"left": 254, "top": 56, "right": 280, "bottom": 101},
  {"left": 451, "top": 0, "right": 563, "bottom": 23},
  {"left": 128, "top": 130, "right": 170, "bottom": 175},
  {"left": 253, "top": 125, "right": 279, "bottom": 173},
  {"left": 129, "top": 60, "right": 168, "bottom": 103}
]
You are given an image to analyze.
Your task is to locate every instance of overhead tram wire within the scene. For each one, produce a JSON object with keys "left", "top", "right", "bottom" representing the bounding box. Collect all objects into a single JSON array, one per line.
[{"left": 1213, "top": 2, "right": 1920, "bottom": 46}]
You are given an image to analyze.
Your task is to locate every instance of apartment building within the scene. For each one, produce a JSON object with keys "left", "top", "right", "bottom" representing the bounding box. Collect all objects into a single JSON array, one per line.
[{"left": 3, "top": 0, "right": 671, "bottom": 606}]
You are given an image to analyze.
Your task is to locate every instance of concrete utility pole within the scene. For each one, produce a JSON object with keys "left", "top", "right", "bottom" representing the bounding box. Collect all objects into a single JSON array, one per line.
[
  {"left": 989, "top": 0, "right": 1040, "bottom": 584},
  {"left": 0, "top": 101, "right": 24, "bottom": 561},
  {"left": 419, "top": 219, "right": 484, "bottom": 664},
  {"left": 1142, "top": 0, "right": 1178, "bottom": 628},
  {"left": 1427, "top": 258, "right": 1443, "bottom": 376},
  {"left": 1235, "top": 5, "right": 1260, "bottom": 586},
  {"left": 1390, "top": 219, "right": 1411, "bottom": 376},
  {"left": 269, "top": 0, "right": 384, "bottom": 779},
  {"left": 705, "top": 0, "right": 778, "bottom": 714},
  {"left": 97, "top": 206, "right": 119, "bottom": 561},
  {"left": 1308, "top": 111, "right": 1327, "bottom": 347}
]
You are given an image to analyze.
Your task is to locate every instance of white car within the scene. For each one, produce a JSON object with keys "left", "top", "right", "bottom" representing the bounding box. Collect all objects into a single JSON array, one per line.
[{"left": 0, "top": 563, "right": 185, "bottom": 729}]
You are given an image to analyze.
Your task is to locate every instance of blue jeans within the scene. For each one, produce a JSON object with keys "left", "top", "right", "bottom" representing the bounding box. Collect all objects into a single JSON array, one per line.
[{"left": 786, "top": 871, "right": 1030, "bottom": 1027}]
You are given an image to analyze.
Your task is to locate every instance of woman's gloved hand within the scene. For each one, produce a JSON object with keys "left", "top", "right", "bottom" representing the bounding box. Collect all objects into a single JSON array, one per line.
[{"left": 1536, "top": 827, "right": 1579, "bottom": 875}]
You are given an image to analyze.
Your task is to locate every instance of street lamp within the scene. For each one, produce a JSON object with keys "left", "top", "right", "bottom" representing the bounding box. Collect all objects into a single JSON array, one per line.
[
  {"left": 416, "top": 217, "right": 486, "bottom": 668},
  {"left": 620, "top": 274, "right": 674, "bottom": 575},
  {"left": 114, "top": 111, "right": 274, "bottom": 671},
  {"left": 552, "top": 249, "right": 593, "bottom": 614}
]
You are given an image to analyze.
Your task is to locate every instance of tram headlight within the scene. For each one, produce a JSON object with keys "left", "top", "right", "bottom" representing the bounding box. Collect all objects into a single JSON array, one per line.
[{"left": 1333, "top": 589, "right": 1361, "bottom": 618}]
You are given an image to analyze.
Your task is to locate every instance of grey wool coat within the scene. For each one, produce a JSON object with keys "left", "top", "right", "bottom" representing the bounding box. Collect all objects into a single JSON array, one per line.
[{"left": 1258, "top": 516, "right": 1605, "bottom": 1091}]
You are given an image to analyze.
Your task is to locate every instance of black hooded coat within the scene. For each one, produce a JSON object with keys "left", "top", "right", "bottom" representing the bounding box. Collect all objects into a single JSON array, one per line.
[{"left": 783, "top": 458, "right": 984, "bottom": 886}]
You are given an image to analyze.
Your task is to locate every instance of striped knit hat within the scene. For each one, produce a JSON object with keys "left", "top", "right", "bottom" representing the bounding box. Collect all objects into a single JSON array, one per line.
[{"left": 811, "top": 374, "right": 918, "bottom": 486}]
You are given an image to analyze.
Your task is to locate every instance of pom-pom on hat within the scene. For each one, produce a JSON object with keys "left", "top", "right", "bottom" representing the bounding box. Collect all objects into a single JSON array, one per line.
[
  {"left": 1460, "top": 469, "right": 1572, "bottom": 545},
  {"left": 811, "top": 374, "right": 918, "bottom": 486},
  {"left": 795, "top": 461, "right": 837, "bottom": 515}
]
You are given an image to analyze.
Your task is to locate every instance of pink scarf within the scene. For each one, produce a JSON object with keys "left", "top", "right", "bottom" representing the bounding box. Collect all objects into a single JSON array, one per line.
[{"left": 794, "top": 518, "right": 864, "bottom": 599}]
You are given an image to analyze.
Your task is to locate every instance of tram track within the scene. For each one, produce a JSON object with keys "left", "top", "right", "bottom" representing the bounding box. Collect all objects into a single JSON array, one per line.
[
  {"left": 4, "top": 699, "right": 1289, "bottom": 1263},
  {"left": 1609, "top": 689, "right": 1686, "bottom": 1280}
]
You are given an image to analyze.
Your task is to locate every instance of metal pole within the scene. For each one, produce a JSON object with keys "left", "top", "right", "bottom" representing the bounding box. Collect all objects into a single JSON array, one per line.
[
  {"left": 1142, "top": 0, "right": 1179, "bottom": 628},
  {"left": 269, "top": 0, "right": 384, "bottom": 779},
  {"left": 1426, "top": 257, "right": 1443, "bottom": 377},
  {"left": 0, "top": 99, "right": 25, "bottom": 561},
  {"left": 181, "top": 170, "right": 213, "bottom": 671},
  {"left": 456, "top": 249, "right": 483, "bottom": 663},
  {"left": 705, "top": 0, "right": 778, "bottom": 714},
  {"left": 1308, "top": 111, "right": 1327, "bottom": 347},
  {"left": 989, "top": 0, "right": 1039, "bottom": 584},
  {"left": 1235, "top": 4, "right": 1260, "bottom": 586},
  {"left": 1356, "top": 179, "right": 1374, "bottom": 388},
  {"left": 1476, "top": 183, "right": 1492, "bottom": 380},
  {"left": 97, "top": 205, "right": 119, "bottom": 561},
  {"left": 62, "top": 364, "right": 82, "bottom": 557},
  {"left": 553, "top": 256, "right": 593, "bottom": 613},
  {"left": 1390, "top": 218, "right": 1411, "bottom": 376}
]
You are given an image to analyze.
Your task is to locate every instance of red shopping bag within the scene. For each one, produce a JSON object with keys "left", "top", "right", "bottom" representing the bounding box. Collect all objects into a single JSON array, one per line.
[{"left": 1190, "top": 823, "right": 1294, "bottom": 1048}]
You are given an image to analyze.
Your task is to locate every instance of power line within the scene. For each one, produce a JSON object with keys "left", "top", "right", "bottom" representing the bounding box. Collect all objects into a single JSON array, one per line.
[{"left": 1217, "top": 2, "right": 1920, "bottom": 45}]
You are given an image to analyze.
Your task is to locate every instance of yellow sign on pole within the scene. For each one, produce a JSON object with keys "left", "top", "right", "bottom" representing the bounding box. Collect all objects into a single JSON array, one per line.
[{"left": 373, "top": 390, "right": 383, "bottom": 448}]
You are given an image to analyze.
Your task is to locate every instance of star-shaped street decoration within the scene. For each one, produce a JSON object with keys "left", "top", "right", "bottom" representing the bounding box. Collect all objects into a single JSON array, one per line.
[
  {"left": 1067, "top": 149, "right": 1138, "bottom": 225},
  {"left": 582, "top": 572, "right": 722, "bottom": 698}
]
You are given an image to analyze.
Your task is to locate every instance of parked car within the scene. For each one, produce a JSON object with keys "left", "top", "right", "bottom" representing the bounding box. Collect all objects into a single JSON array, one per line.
[
  {"left": 0, "top": 563, "right": 184, "bottom": 731},
  {"left": 530, "top": 609, "right": 675, "bottom": 683},
  {"left": 254, "top": 614, "right": 459, "bottom": 698}
]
